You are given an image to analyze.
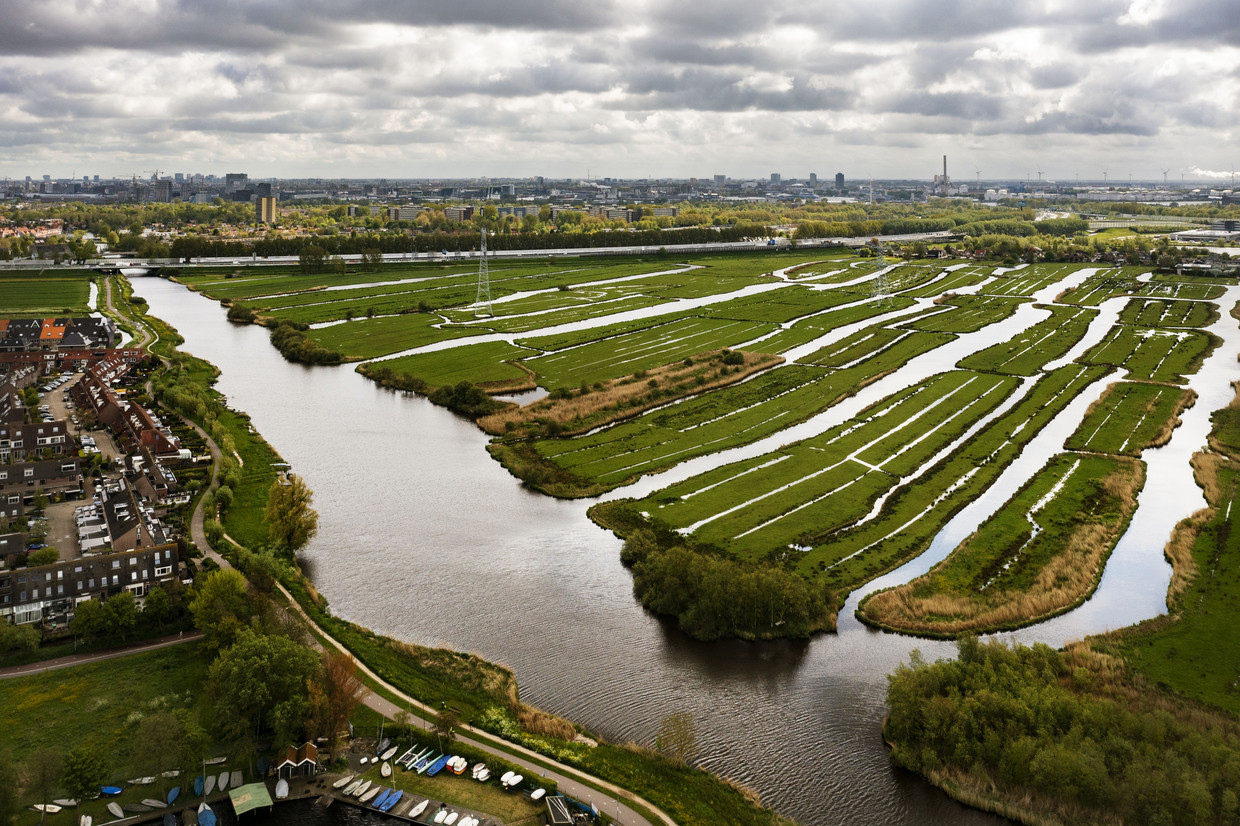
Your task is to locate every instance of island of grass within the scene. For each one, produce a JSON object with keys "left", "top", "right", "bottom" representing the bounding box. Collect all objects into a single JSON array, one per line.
[{"left": 856, "top": 452, "right": 1144, "bottom": 636}]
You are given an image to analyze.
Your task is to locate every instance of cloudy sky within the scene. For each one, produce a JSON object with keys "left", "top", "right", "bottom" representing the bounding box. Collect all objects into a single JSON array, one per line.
[{"left": 1, "top": 0, "right": 1237, "bottom": 182}]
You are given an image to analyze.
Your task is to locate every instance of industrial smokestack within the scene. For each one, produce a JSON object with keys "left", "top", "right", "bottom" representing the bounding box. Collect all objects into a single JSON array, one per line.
[{"left": 943, "top": 155, "right": 947, "bottom": 178}]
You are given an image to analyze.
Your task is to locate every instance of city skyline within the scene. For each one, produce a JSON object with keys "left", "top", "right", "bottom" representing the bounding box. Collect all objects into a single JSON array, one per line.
[{"left": 1, "top": 0, "right": 1237, "bottom": 182}]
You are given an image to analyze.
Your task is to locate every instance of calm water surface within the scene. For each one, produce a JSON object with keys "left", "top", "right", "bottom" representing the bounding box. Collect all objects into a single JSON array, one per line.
[{"left": 134, "top": 273, "right": 1236, "bottom": 826}]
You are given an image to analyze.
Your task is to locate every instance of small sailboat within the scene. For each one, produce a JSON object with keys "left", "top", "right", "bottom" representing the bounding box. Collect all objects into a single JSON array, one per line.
[
  {"left": 408, "top": 799, "right": 429, "bottom": 818},
  {"left": 380, "top": 746, "right": 398, "bottom": 761},
  {"left": 474, "top": 769, "right": 489, "bottom": 782},
  {"left": 380, "top": 761, "right": 391, "bottom": 778},
  {"left": 352, "top": 780, "right": 372, "bottom": 798},
  {"left": 443, "top": 812, "right": 459, "bottom": 825},
  {"left": 130, "top": 777, "right": 155, "bottom": 786},
  {"left": 102, "top": 787, "right": 123, "bottom": 796},
  {"left": 123, "top": 803, "right": 152, "bottom": 814},
  {"left": 380, "top": 791, "right": 402, "bottom": 813},
  {"left": 274, "top": 779, "right": 289, "bottom": 800},
  {"left": 433, "top": 809, "right": 448, "bottom": 825},
  {"left": 141, "top": 798, "right": 167, "bottom": 808},
  {"left": 371, "top": 788, "right": 391, "bottom": 809},
  {"left": 54, "top": 799, "right": 79, "bottom": 808},
  {"left": 332, "top": 775, "right": 354, "bottom": 789},
  {"left": 499, "top": 770, "right": 514, "bottom": 785},
  {"left": 197, "top": 802, "right": 217, "bottom": 826},
  {"left": 204, "top": 775, "right": 216, "bottom": 795},
  {"left": 229, "top": 771, "right": 242, "bottom": 789},
  {"left": 33, "top": 804, "right": 63, "bottom": 814},
  {"left": 204, "top": 757, "right": 226, "bottom": 766},
  {"left": 358, "top": 785, "right": 381, "bottom": 804},
  {"left": 216, "top": 772, "right": 229, "bottom": 792},
  {"left": 193, "top": 777, "right": 204, "bottom": 796},
  {"left": 107, "top": 802, "right": 124, "bottom": 820},
  {"left": 471, "top": 762, "right": 486, "bottom": 777},
  {"left": 79, "top": 815, "right": 92, "bottom": 826},
  {"left": 375, "top": 738, "right": 390, "bottom": 756},
  {"left": 167, "top": 787, "right": 180, "bottom": 805},
  {"left": 342, "top": 779, "right": 363, "bottom": 796},
  {"left": 162, "top": 770, "right": 180, "bottom": 779},
  {"left": 530, "top": 788, "right": 546, "bottom": 801}
]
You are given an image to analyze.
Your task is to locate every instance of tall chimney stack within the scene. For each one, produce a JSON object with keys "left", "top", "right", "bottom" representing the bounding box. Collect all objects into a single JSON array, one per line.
[{"left": 943, "top": 155, "right": 947, "bottom": 178}]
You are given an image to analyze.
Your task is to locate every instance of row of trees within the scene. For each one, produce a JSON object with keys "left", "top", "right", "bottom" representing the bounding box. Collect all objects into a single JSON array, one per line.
[{"left": 886, "top": 637, "right": 1240, "bottom": 825}]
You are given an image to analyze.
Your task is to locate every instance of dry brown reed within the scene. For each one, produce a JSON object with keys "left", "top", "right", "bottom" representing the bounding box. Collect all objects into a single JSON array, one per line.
[
  {"left": 516, "top": 705, "right": 578, "bottom": 740},
  {"left": 1163, "top": 510, "right": 1209, "bottom": 610},
  {"left": 1149, "top": 388, "right": 1197, "bottom": 449},
  {"left": 861, "top": 459, "right": 1144, "bottom": 635},
  {"left": 477, "top": 350, "right": 782, "bottom": 436}
]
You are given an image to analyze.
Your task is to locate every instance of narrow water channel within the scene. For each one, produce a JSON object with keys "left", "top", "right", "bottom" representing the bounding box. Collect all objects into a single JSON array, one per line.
[{"left": 132, "top": 273, "right": 1237, "bottom": 826}]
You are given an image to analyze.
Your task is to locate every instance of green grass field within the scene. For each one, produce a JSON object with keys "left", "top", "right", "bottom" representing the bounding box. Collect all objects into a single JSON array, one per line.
[
  {"left": 958, "top": 304, "right": 1097, "bottom": 375},
  {"left": 1081, "top": 325, "right": 1219, "bottom": 384},
  {"left": 1118, "top": 297, "right": 1219, "bottom": 328},
  {"left": 371, "top": 341, "right": 538, "bottom": 388},
  {"left": 900, "top": 294, "right": 1025, "bottom": 333},
  {"left": 0, "top": 270, "right": 94, "bottom": 314},
  {"left": 1065, "top": 381, "right": 1193, "bottom": 455}
]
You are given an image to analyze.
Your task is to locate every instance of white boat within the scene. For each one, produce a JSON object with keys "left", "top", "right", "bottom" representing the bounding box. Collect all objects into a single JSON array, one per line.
[
  {"left": 205, "top": 774, "right": 217, "bottom": 795},
  {"left": 230, "top": 771, "right": 242, "bottom": 788},
  {"left": 141, "top": 798, "right": 167, "bottom": 808},
  {"left": 358, "top": 786, "right": 381, "bottom": 804},
  {"left": 471, "top": 762, "right": 485, "bottom": 776},
  {"left": 217, "top": 772, "right": 229, "bottom": 791},
  {"left": 359, "top": 756, "right": 369, "bottom": 765},
  {"left": 204, "top": 756, "right": 227, "bottom": 765},
  {"left": 507, "top": 774, "right": 523, "bottom": 788},
  {"left": 444, "top": 813, "right": 459, "bottom": 825},
  {"left": 332, "top": 775, "right": 354, "bottom": 789},
  {"left": 342, "top": 779, "right": 363, "bottom": 796},
  {"left": 54, "top": 799, "right": 79, "bottom": 808},
  {"left": 530, "top": 788, "right": 546, "bottom": 801},
  {"left": 500, "top": 771, "right": 514, "bottom": 785},
  {"left": 162, "top": 770, "right": 180, "bottom": 779},
  {"left": 275, "top": 778, "right": 289, "bottom": 799},
  {"left": 79, "top": 816, "right": 92, "bottom": 826},
  {"left": 33, "top": 804, "right": 63, "bottom": 814},
  {"left": 380, "top": 746, "right": 398, "bottom": 761},
  {"left": 352, "top": 780, "right": 372, "bottom": 798},
  {"left": 408, "top": 799, "right": 428, "bottom": 818},
  {"left": 107, "top": 802, "right": 124, "bottom": 820},
  {"left": 475, "top": 769, "right": 489, "bottom": 782},
  {"left": 380, "top": 761, "right": 391, "bottom": 778},
  {"left": 131, "top": 776, "right": 156, "bottom": 786},
  {"left": 433, "top": 810, "right": 448, "bottom": 824}
]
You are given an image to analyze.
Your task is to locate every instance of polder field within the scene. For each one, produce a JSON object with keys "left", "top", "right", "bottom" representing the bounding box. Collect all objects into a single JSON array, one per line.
[
  {"left": 0, "top": 269, "right": 95, "bottom": 314},
  {"left": 187, "top": 252, "right": 1240, "bottom": 636}
]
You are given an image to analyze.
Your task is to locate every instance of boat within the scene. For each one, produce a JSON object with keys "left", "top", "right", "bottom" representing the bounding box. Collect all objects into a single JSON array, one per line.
[
  {"left": 123, "top": 803, "right": 152, "bottom": 814},
  {"left": 204, "top": 757, "right": 226, "bottom": 766},
  {"left": 162, "top": 770, "right": 180, "bottom": 779},
  {"left": 130, "top": 776, "right": 155, "bottom": 786},
  {"left": 352, "top": 780, "right": 371, "bottom": 798},
  {"left": 197, "top": 803, "right": 217, "bottom": 826},
  {"left": 396, "top": 747, "right": 414, "bottom": 765},
  {"left": 33, "top": 804, "right": 62, "bottom": 814},
  {"left": 433, "top": 809, "right": 448, "bottom": 825},
  {"left": 425, "top": 754, "right": 450, "bottom": 777},
  {"left": 371, "top": 788, "right": 391, "bottom": 809},
  {"left": 204, "top": 775, "right": 216, "bottom": 795},
  {"left": 451, "top": 757, "right": 466, "bottom": 775},
  {"left": 275, "top": 779, "right": 289, "bottom": 800},
  {"left": 408, "top": 799, "right": 428, "bottom": 818},
  {"left": 332, "top": 775, "right": 354, "bottom": 789},
  {"left": 499, "top": 771, "right": 514, "bottom": 786},
  {"left": 107, "top": 802, "right": 124, "bottom": 820},
  {"left": 342, "top": 779, "right": 363, "bottom": 796},
  {"left": 444, "top": 813, "right": 459, "bottom": 825},
  {"left": 415, "top": 753, "right": 442, "bottom": 774},
  {"left": 475, "top": 769, "right": 490, "bottom": 782},
  {"left": 142, "top": 798, "right": 167, "bottom": 808},
  {"left": 167, "top": 787, "right": 180, "bottom": 805},
  {"left": 193, "top": 776, "right": 204, "bottom": 796},
  {"left": 359, "top": 756, "right": 369, "bottom": 766},
  {"left": 229, "top": 771, "right": 242, "bottom": 788},
  {"left": 54, "top": 799, "right": 78, "bottom": 807},
  {"left": 216, "top": 772, "right": 229, "bottom": 792},
  {"left": 408, "top": 748, "right": 432, "bottom": 768},
  {"left": 509, "top": 773, "right": 523, "bottom": 788},
  {"left": 471, "top": 762, "right": 485, "bottom": 776},
  {"left": 79, "top": 815, "right": 92, "bottom": 826},
  {"left": 101, "top": 786, "right": 123, "bottom": 796},
  {"left": 376, "top": 738, "right": 390, "bottom": 755},
  {"left": 530, "top": 788, "right": 546, "bottom": 801},
  {"left": 380, "top": 791, "right": 403, "bottom": 813},
  {"left": 358, "top": 785, "right": 381, "bottom": 804},
  {"left": 380, "top": 761, "right": 391, "bottom": 778},
  {"left": 380, "top": 746, "right": 398, "bottom": 761}
]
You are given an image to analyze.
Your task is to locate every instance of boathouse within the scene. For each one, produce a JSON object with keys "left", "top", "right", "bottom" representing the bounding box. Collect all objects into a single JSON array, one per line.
[{"left": 275, "top": 742, "right": 319, "bottom": 779}]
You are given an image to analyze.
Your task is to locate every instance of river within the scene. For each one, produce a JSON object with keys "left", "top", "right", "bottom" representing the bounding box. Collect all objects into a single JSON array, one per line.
[{"left": 132, "top": 274, "right": 1238, "bottom": 826}]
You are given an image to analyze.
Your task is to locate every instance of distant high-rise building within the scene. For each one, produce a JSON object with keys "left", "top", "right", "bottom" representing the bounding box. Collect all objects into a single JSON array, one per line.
[
  {"left": 714, "top": 174, "right": 726, "bottom": 186},
  {"left": 174, "top": 173, "right": 184, "bottom": 183},
  {"left": 770, "top": 173, "right": 781, "bottom": 184},
  {"left": 809, "top": 173, "right": 818, "bottom": 186},
  {"left": 254, "top": 182, "right": 273, "bottom": 198},
  {"left": 225, "top": 172, "right": 248, "bottom": 193},
  {"left": 835, "top": 172, "right": 845, "bottom": 189},
  {"left": 152, "top": 180, "right": 173, "bottom": 202},
  {"left": 255, "top": 196, "right": 277, "bottom": 224}
]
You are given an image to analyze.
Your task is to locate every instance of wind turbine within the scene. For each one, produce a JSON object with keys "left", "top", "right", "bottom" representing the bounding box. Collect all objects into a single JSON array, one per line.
[
  {"left": 1102, "top": 169, "right": 1108, "bottom": 185},
  {"left": 1162, "top": 168, "right": 1170, "bottom": 187},
  {"left": 975, "top": 169, "right": 982, "bottom": 188}
]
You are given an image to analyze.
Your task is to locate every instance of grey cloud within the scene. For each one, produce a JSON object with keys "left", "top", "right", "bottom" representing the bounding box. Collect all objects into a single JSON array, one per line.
[{"left": 1029, "top": 64, "right": 1081, "bottom": 90}]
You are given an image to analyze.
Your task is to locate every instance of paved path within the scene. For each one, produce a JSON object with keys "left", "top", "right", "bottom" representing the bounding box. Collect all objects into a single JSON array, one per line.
[{"left": 0, "top": 631, "right": 204, "bottom": 679}]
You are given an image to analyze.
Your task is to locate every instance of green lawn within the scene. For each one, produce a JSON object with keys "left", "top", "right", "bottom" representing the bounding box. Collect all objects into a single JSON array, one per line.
[{"left": 0, "top": 270, "right": 94, "bottom": 314}]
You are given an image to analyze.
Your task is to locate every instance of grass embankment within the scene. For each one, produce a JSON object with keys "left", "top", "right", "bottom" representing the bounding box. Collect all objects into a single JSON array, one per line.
[
  {"left": 958, "top": 304, "right": 1096, "bottom": 375},
  {"left": 857, "top": 453, "right": 1144, "bottom": 636},
  {"left": 902, "top": 293, "right": 1025, "bottom": 333},
  {"left": 480, "top": 349, "right": 781, "bottom": 437},
  {"left": 1064, "top": 381, "right": 1196, "bottom": 456},
  {"left": 0, "top": 269, "right": 94, "bottom": 314},
  {"left": 1081, "top": 324, "right": 1219, "bottom": 383}
]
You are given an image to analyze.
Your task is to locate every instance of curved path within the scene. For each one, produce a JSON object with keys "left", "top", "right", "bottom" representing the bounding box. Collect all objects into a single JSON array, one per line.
[{"left": 103, "top": 274, "right": 676, "bottom": 826}]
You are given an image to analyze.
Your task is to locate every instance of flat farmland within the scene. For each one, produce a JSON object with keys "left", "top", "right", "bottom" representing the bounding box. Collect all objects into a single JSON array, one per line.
[
  {"left": 958, "top": 304, "right": 1097, "bottom": 375},
  {"left": 1081, "top": 325, "right": 1218, "bottom": 383},
  {"left": 1064, "top": 381, "right": 1195, "bottom": 455},
  {"left": 900, "top": 294, "right": 1025, "bottom": 333},
  {"left": 308, "top": 313, "right": 479, "bottom": 360},
  {"left": 371, "top": 340, "right": 538, "bottom": 387},
  {"left": 0, "top": 270, "right": 93, "bottom": 313},
  {"left": 982, "top": 264, "right": 1085, "bottom": 297},
  {"left": 1118, "top": 297, "right": 1218, "bottom": 328}
]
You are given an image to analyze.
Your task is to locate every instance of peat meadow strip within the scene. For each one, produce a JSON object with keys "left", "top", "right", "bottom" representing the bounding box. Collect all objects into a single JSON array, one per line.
[{"left": 184, "top": 252, "right": 1240, "bottom": 644}]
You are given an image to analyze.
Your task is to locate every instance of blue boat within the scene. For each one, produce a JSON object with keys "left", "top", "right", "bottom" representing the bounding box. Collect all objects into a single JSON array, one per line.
[
  {"left": 193, "top": 776, "right": 204, "bottom": 796},
  {"left": 425, "top": 755, "right": 450, "bottom": 777},
  {"left": 101, "top": 786, "right": 123, "bottom": 796},
  {"left": 167, "top": 787, "right": 180, "bottom": 805},
  {"left": 379, "top": 790, "right": 403, "bottom": 813},
  {"left": 414, "top": 753, "right": 441, "bottom": 774},
  {"left": 198, "top": 803, "right": 217, "bottom": 826},
  {"left": 371, "top": 788, "right": 392, "bottom": 809}
]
